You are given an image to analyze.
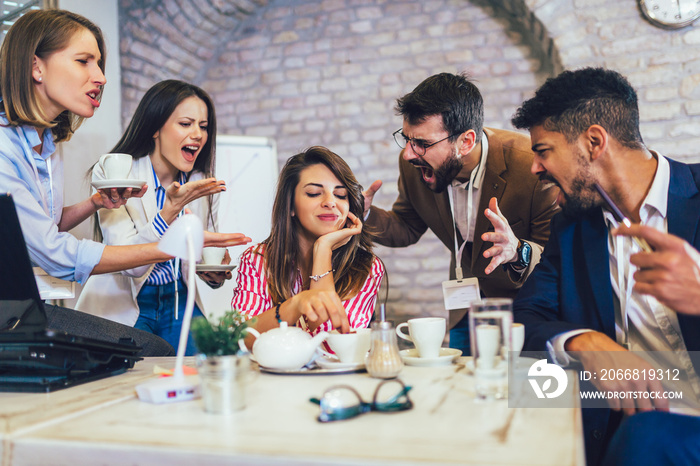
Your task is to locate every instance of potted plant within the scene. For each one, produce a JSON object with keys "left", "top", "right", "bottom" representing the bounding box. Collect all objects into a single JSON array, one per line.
[{"left": 191, "top": 310, "right": 253, "bottom": 414}]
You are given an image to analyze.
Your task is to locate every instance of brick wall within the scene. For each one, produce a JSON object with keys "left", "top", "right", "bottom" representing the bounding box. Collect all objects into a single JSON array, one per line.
[{"left": 118, "top": 0, "right": 700, "bottom": 327}]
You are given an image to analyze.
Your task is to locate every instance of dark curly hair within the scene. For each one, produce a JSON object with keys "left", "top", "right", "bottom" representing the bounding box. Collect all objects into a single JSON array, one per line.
[{"left": 511, "top": 67, "right": 644, "bottom": 150}]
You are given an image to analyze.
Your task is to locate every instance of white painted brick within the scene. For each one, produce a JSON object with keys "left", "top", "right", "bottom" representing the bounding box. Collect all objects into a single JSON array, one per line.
[{"left": 645, "top": 87, "right": 679, "bottom": 102}]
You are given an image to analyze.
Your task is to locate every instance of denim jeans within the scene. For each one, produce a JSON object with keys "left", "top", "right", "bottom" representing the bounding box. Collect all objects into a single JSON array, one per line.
[
  {"left": 449, "top": 313, "right": 471, "bottom": 356},
  {"left": 135, "top": 279, "right": 204, "bottom": 356}
]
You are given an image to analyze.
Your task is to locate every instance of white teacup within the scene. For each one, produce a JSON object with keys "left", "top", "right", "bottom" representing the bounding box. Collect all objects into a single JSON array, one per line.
[
  {"left": 325, "top": 328, "right": 371, "bottom": 364},
  {"left": 396, "top": 317, "right": 446, "bottom": 359},
  {"left": 201, "top": 247, "right": 226, "bottom": 265},
  {"left": 102, "top": 153, "right": 133, "bottom": 180},
  {"left": 511, "top": 323, "right": 525, "bottom": 357}
]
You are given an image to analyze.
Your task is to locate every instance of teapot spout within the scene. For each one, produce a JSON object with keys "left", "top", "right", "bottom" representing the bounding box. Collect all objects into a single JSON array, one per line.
[{"left": 310, "top": 331, "right": 329, "bottom": 349}]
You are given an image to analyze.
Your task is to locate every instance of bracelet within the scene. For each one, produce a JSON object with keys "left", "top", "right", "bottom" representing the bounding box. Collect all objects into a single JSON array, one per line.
[
  {"left": 309, "top": 269, "right": 335, "bottom": 282},
  {"left": 275, "top": 302, "right": 282, "bottom": 323}
]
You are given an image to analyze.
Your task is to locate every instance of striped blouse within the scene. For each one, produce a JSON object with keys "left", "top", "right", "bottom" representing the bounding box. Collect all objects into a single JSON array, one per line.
[
  {"left": 144, "top": 167, "right": 188, "bottom": 286},
  {"left": 231, "top": 244, "right": 385, "bottom": 335}
]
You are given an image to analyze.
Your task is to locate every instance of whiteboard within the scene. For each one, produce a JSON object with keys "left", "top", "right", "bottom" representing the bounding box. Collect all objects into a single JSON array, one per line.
[{"left": 197, "top": 135, "right": 278, "bottom": 319}]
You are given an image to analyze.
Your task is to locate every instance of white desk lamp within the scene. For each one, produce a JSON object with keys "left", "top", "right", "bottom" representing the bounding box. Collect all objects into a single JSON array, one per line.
[{"left": 136, "top": 214, "right": 204, "bottom": 404}]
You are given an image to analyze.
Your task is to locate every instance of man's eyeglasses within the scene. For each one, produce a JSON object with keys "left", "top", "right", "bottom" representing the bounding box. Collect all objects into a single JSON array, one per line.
[
  {"left": 393, "top": 128, "right": 458, "bottom": 157},
  {"left": 309, "top": 379, "right": 413, "bottom": 422}
]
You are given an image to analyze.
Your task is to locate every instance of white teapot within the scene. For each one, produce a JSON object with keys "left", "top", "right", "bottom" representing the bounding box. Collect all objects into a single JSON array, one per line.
[{"left": 238, "top": 322, "right": 328, "bottom": 371}]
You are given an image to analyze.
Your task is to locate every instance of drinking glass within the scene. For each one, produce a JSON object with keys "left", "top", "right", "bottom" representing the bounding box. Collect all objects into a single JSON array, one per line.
[{"left": 468, "top": 298, "right": 513, "bottom": 400}]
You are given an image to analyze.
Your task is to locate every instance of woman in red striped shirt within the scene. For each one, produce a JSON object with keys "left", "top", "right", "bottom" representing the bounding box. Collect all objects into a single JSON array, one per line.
[{"left": 232, "top": 146, "right": 384, "bottom": 344}]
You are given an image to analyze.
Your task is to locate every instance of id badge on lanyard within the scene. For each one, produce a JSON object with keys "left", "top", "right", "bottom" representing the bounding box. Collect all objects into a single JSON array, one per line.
[{"left": 442, "top": 182, "right": 481, "bottom": 310}]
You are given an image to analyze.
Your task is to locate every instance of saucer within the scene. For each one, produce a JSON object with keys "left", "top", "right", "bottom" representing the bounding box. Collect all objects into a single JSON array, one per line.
[
  {"left": 400, "top": 348, "right": 462, "bottom": 367},
  {"left": 196, "top": 264, "right": 237, "bottom": 273},
  {"left": 92, "top": 179, "right": 147, "bottom": 190},
  {"left": 316, "top": 356, "right": 365, "bottom": 371}
]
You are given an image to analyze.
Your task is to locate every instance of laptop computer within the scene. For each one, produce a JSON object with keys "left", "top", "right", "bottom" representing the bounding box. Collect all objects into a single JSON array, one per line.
[{"left": 0, "top": 193, "right": 142, "bottom": 392}]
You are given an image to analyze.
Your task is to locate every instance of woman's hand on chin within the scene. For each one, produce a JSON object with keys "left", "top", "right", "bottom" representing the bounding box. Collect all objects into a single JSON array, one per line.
[
  {"left": 315, "top": 212, "right": 363, "bottom": 252},
  {"left": 292, "top": 289, "right": 350, "bottom": 333}
]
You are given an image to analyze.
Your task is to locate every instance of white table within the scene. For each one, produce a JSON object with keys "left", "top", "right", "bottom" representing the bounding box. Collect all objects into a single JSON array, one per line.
[{"left": 1, "top": 357, "right": 584, "bottom": 465}]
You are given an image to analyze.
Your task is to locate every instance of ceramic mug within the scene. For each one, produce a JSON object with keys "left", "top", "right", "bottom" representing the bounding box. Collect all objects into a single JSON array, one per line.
[
  {"left": 395, "top": 317, "right": 446, "bottom": 359},
  {"left": 325, "top": 328, "right": 372, "bottom": 364},
  {"left": 102, "top": 153, "right": 133, "bottom": 180},
  {"left": 201, "top": 247, "right": 226, "bottom": 265}
]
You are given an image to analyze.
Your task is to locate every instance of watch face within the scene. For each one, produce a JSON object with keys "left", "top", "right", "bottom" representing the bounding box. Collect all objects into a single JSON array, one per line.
[
  {"left": 521, "top": 242, "right": 532, "bottom": 263},
  {"left": 639, "top": 0, "right": 700, "bottom": 29}
]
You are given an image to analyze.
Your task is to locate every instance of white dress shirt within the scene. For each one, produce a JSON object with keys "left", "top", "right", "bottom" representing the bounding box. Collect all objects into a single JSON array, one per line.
[
  {"left": 549, "top": 154, "right": 700, "bottom": 413},
  {"left": 450, "top": 132, "right": 488, "bottom": 244}
]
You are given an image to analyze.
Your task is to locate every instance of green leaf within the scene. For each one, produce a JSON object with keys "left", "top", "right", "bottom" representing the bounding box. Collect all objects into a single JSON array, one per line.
[{"left": 190, "top": 309, "right": 254, "bottom": 356}]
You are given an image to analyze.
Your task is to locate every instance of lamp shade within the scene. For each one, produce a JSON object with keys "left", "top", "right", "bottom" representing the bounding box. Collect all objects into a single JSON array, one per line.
[{"left": 158, "top": 214, "right": 204, "bottom": 261}]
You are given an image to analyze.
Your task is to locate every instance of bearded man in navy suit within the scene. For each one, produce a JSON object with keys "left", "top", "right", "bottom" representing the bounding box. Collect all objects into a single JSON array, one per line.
[{"left": 510, "top": 67, "right": 700, "bottom": 465}]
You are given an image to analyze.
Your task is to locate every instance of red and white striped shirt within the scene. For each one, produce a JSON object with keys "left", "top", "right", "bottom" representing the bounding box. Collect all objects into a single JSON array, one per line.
[{"left": 231, "top": 244, "right": 385, "bottom": 335}]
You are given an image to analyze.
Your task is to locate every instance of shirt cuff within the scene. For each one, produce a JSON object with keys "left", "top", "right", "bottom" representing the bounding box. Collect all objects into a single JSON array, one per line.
[
  {"left": 546, "top": 329, "right": 594, "bottom": 367},
  {"left": 75, "top": 239, "right": 106, "bottom": 285},
  {"left": 363, "top": 208, "right": 371, "bottom": 222},
  {"left": 151, "top": 212, "right": 170, "bottom": 238}
]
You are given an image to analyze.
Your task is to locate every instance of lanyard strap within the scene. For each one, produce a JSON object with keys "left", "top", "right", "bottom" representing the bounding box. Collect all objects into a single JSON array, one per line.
[{"left": 446, "top": 159, "right": 480, "bottom": 281}]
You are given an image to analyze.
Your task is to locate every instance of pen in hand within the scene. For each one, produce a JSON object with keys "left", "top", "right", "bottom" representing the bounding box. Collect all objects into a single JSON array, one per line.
[{"left": 594, "top": 183, "right": 653, "bottom": 252}]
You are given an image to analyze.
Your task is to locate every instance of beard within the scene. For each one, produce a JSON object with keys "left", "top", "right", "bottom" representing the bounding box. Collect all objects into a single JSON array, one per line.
[
  {"left": 540, "top": 152, "right": 598, "bottom": 216},
  {"left": 412, "top": 150, "right": 463, "bottom": 193},
  {"left": 433, "top": 154, "right": 463, "bottom": 193}
]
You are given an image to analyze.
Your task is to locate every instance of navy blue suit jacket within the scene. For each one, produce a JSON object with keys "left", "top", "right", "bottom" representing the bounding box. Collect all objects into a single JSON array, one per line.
[
  {"left": 513, "top": 157, "right": 700, "bottom": 465},
  {"left": 514, "top": 157, "right": 700, "bottom": 352}
]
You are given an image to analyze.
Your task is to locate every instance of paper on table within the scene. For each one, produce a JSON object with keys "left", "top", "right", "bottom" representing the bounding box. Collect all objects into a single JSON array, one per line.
[
  {"left": 153, "top": 365, "right": 198, "bottom": 377},
  {"left": 33, "top": 267, "right": 75, "bottom": 300}
]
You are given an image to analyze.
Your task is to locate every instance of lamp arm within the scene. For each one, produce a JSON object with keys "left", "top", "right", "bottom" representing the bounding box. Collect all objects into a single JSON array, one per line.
[{"left": 173, "top": 233, "right": 197, "bottom": 379}]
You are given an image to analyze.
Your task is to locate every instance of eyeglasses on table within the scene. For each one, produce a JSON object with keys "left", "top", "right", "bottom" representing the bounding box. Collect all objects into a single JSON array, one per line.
[{"left": 309, "top": 378, "right": 413, "bottom": 422}]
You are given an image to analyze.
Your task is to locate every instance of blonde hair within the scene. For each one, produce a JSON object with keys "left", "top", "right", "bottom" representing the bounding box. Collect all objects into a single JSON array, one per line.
[{"left": 0, "top": 9, "right": 105, "bottom": 142}]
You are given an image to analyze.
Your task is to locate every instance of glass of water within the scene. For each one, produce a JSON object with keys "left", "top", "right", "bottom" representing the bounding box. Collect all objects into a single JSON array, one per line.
[{"left": 469, "top": 298, "right": 513, "bottom": 401}]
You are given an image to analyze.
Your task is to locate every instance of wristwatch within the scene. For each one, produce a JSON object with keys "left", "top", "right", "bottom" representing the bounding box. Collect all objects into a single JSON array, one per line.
[{"left": 511, "top": 241, "right": 532, "bottom": 271}]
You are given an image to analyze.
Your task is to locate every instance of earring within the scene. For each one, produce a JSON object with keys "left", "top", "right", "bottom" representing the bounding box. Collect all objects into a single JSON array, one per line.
[{"left": 38, "top": 77, "right": 42, "bottom": 82}]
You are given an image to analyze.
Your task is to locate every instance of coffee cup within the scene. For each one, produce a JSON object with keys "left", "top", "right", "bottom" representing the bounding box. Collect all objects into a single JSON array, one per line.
[
  {"left": 395, "top": 317, "right": 446, "bottom": 359},
  {"left": 325, "top": 328, "right": 371, "bottom": 364},
  {"left": 102, "top": 153, "right": 133, "bottom": 180},
  {"left": 201, "top": 247, "right": 226, "bottom": 265},
  {"left": 511, "top": 323, "right": 525, "bottom": 357}
]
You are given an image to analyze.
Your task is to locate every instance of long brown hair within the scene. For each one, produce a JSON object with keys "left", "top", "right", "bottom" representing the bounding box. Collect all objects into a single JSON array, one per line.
[
  {"left": 0, "top": 9, "right": 106, "bottom": 142},
  {"left": 261, "top": 146, "right": 375, "bottom": 303}
]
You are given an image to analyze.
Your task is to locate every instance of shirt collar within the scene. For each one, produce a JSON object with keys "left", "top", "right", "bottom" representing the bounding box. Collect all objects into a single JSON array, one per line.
[
  {"left": 639, "top": 151, "right": 669, "bottom": 221},
  {"left": 9, "top": 118, "right": 56, "bottom": 161},
  {"left": 150, "top": 161, "right": 187, "bottom": 191},
  {"left": 452, "top": 131, "right": 488, "bottom": 190},
  {"left": 602, "top": 151, "right": 670, "bottom": 228}
]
